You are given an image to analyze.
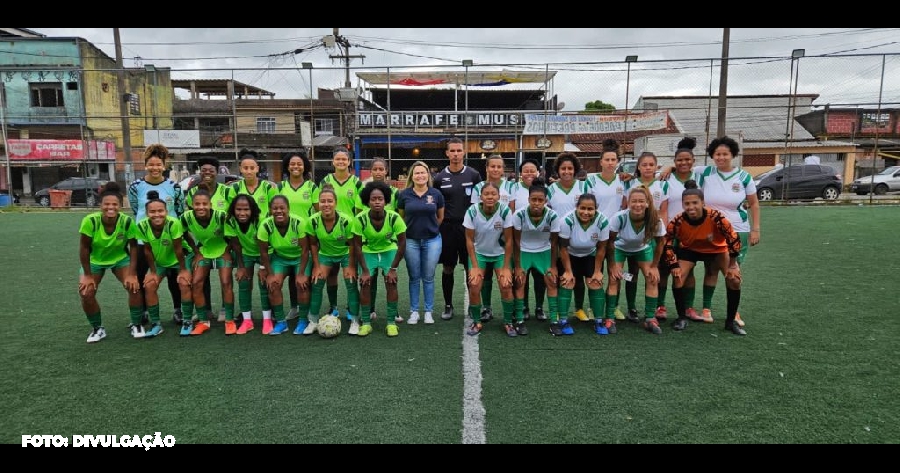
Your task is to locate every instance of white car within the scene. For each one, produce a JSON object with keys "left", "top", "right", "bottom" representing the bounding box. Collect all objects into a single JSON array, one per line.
[{"left": 850, "top": 166, "right": 900, "bottom": 195}]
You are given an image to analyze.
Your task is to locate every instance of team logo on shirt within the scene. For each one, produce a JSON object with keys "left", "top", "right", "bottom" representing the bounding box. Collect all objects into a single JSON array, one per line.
[
  {"left": 385, "top": 232, "right": 393, "bottom": 239},
  {"left": 291, "top": 238, "right": 299, "bottom": 245},
  {"left": 347, "top": 190, "right": 355, "bottom": 199},
  {"left": 732, "top": 182, "right": 742, "bottom": 193},
  {"left": 216, "top": 201, "right": 225, "bottom": 208},
  {"left": 162, "top": 239, "right": 171, "bottom": 246},
  {"left": 616, "top": 188, "right": 624, "bottom": 195},
  {"left": 426, "top": 195, "right": 434, "bottom": 205},
  {"left": 653, "top": 191, "right": 662, "bottom": 201},
  {"left": 116, "top": 233, "right": 126, "bottom": 240},
  {"left": 257, "top": 196, "right": 265, "bottom": 205},
  {"left": 590, "top": 232, "right": 599, "bottom": 241},
  {"left": 303, "top": 191, "right": 310, "bottom": 199},
  {"left": 493, "top": 221, "right": 502, "bottom": 231}
]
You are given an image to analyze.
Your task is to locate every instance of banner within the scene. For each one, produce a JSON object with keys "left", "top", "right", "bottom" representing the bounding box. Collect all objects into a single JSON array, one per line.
[
  {"left": 523, "top": 111, "right": 668, "bottom": 135},
  {"left": 7, "top": 139, "right": 116, "bottom": 161},
  {"left": 143, "top": 130, "right": 200, "bottom": 149}
]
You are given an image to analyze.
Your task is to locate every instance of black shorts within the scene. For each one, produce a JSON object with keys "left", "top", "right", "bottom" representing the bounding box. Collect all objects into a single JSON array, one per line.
[
  {"left": 563, "top": 253, "right": 601, "bottom": 280},
  {"left": 676, "top": 248, "right": 723, "bottom": 264},
  {"left": 439, "top": 221, "right": 468, "bottom": 267}
]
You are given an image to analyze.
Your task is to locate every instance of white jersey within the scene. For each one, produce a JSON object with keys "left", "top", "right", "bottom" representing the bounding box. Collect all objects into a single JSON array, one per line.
[
  {"left": 608, "top": 209, "right": 666, "bottom": 253},
  {"left": 512, "top": 206, "right": 561, "bottom": 253},
  {"left": 547, "top": 180, "right": 591, "bottom": 220},
  {"left": 695, "top": 165, "right": 757, "bottom": 233},
  {"left": 471, "top": 179, "right": 513, "bottom": 208},
  {"left": 664, "top": 171, "right": 702, "bottom": 221},
  {"left": 559, "top": 212, "right": 611, "bottom": 258},
  {"left": 509, "top": 180, "right": 530, "bottom": 214},
  {"left": 624, "top": 178, "right": 670, "bottom": 215},
  {"left": 587, "top": 173, "right": 627, "bottom": 221},
  {"left": 463, "top": 203, "right": 513, "bottom": 257}
]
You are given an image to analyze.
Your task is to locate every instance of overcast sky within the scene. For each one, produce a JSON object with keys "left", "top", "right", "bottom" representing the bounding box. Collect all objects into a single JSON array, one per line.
[{"left": 26, "top": 28, "right": 900, "bottom": 111}]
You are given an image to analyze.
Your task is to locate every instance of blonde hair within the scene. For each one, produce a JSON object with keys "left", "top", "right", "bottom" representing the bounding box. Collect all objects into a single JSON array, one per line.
[
  {"left": 628, "top": 186, "right": 661, "bottom": 244},
  {"left": 405, "top": 161, "right": 433, "bottom": 188}
]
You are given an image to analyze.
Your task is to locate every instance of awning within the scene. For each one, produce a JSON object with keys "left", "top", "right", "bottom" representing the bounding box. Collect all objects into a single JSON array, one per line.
[
  {"left": 357, "top": 70, "right": 557, "bottom": 87},
  {"left": 312, "top": 135, "right": 349, "bottom": 148}
]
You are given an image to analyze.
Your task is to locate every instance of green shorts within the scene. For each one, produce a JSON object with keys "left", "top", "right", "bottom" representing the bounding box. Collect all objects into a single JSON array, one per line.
[
  {"left": 476, "top": 253, "right": 510, "bottom": 270},
  {"left": 241, "top": 254, "right": 262, "bottom": 270},
  {"left": 737, "top": 232, "right": 749, "bottom": 264},
  {"left": 361, "top": 249, "right": 397, "bottom": 274},
  {"left": 196, "top": 255, "right": 233, "bottom": 269},
  {"left": 270, "top": 253, "right": 300, "bottom": 275},
  {"left": 519, "top": 250, "right": 551, "bottom": 274},
  {"left": 319, "top": 253, "right": 350, "bottom": 268},
  {"left": 80, "top": 256, "right": 131, "bottom": 276},
  {"left": 614, "top": 246, "right": 654, "bottom": 263}
]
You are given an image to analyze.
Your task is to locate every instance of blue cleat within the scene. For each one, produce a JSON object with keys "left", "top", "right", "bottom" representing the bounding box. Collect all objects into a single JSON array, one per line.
[
  {"left": 179, "top": 322, "right": 193, "bottom": 337},
  {"left": 559, "top": 319, "right": 575, "bottom": 336},
  {"left": 293, "top": 319, "right": 309, "bottom": 335},
  {"left": 145, "top": 323, "right": 164, "bottom": 338},
  {"left": 594, "top": 320, "right": 609, "bottom": 335},
  {"left": 269, "top": 321, "right": 289, "bottom": 335}
]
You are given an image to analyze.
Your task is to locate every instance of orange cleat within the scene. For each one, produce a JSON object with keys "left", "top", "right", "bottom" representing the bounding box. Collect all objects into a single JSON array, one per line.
[
  {"left": 224, "top": 320, "right": 237, "bottom": 335},
  {"left": 699, "top": 309, "right": 714, "bottom": 324},
  {"left": 190, "top": 321, "right": 210, "bottom": 336}
]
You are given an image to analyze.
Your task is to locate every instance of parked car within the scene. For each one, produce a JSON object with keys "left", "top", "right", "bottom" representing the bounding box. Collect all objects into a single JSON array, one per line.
[
  {"left": 753, "top": 164, "right": 842, "bottom": 201},
  {"left": 178, "top": 173, "right": 242, "bottom": 192},
  {"left": 34, "top": 177, "right": 109, "bottom": 207},
  {"left": 849, "top": 166, "right": 900, "bottom": 195},
  {"left": 616, "top": 159, "right": 638, "bottom": 175}
]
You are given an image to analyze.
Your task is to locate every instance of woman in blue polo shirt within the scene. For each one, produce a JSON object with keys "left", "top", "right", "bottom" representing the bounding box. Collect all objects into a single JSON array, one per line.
[{"left": 397, "top": 160, "right": 445, "bottom": 325}]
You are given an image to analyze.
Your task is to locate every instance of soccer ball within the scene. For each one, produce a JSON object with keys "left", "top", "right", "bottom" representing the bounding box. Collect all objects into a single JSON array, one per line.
[{"left": 317, "top": 315, "right": 342, "bottom": 339}]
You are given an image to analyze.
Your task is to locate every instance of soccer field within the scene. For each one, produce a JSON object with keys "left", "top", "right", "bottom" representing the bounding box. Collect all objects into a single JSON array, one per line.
[{"left": 1, "top": 206, "right": 898, "bottom": 444}]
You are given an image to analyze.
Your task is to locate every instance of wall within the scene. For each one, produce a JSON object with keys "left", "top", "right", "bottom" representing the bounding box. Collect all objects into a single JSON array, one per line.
[{"left": 0, "top": 39, "right": 84, "bottom": 126}]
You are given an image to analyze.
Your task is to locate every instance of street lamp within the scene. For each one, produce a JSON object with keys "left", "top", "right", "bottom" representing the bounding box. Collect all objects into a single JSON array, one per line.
[
  {"left": 783, "top": 49, "right": 804, "bottom": 198},
  {"left": 624, "top": 55, "right": 638, "bottom": 148},
  {"left": 302, "top": 62, "right": 314, "bottom": 164},
  {"left": 463, "top": 59, "right": 473, "bottom": 164}
]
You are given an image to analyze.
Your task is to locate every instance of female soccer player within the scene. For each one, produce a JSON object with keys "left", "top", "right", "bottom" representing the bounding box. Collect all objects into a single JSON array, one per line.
[
  {"left": 512, "top": 179, "right": 564, "bottom": 336},
  {"left": 135, "top": 190, "right": 192, "bottom": 338},
  {"left": 356, "top": 157, "right": 399, "bottom": 321},
  {"left": 180, "top": 189, "right": 235, "bottom": 336},
  {"left": 558, "top": 194, "right": 611, "bottom": 336},
  {"left": 663, "top": 181, "right": 746, "bottom": 335},
  {"left": 78, "top": 182, "right": 142, "bottom": 343},
  {"left": 225, "top": 194, "right": 272, "bottom": 335},
  {"left": 232, "top": 149, "right": 278, "bottom": 220},
  {"left": 470, "top": 154, "right": 514, "bottom": 323},
  {"left": 278, "top": 151, "right": 317, "bottom": 322},
  {"left": 257, "top": 195, "right": 310, "bottom": 336},
  {"left": 304, "top": 185, "right": 362, "bottom": 335},
  {"left": 509, "top": 159, "right": 546, "bottom": 321},
  {"left": 464, "top": 182, "right": 516, "bottom": 336},
  {"left": 353, "top": 181, "right": 407, "bottom": 337},
  {"left": 606, "top": 186, "right": 666, "bottom": 335}
]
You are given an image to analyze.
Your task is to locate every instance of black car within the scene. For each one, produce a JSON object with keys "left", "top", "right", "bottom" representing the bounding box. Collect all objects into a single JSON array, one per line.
[
  {"left": 34, "top": 177, "right": 109, "bottom": 207},
  {"left": 753, "top": 164, "right": 842, "bottom": 201}
]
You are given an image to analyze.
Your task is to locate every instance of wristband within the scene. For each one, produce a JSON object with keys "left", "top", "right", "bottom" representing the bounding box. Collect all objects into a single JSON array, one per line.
[
  {"left": 389, "top": 267, "right": 397, "bottom": 271},
  {"left": 259, "top": 266, "right": 266, "bottom": 270}
]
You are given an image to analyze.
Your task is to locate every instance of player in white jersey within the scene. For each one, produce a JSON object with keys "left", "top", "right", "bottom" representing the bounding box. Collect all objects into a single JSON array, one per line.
[
  {"left": 587, "top": 139, "right": 628, "bottom": 226},
  {"left": 558, "top": 194, "right": 611, "bottom": 336},
  {"left": 606, "top": 186, "right": 667, "bottom": 335},
  {"left": 547, "top": 153, "right": 592, "bottom": 323},
  {"left": 508, "top": 159, "right": 546, "bottom": 321},
  {"left": 470, "top": 154, "right": 513, "bottom": 324},
  {"left": 464, "top": 182, "right": 516, "bottom": 336}
]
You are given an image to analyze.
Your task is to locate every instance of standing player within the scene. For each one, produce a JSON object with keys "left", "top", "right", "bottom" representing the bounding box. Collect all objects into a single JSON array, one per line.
[
  {"left": 509, "top": 159, "right": 546, "bottom": 321},
  {"left": 225, "top": 194, "right": 272, "bottom": 335},
  {"left": 469, "top": 154, "right": 513, "bottom": 323},
  {"left": 278, "top": 151, "right": 317, "bottom": 322},
  {"left": 232, "top": 149, "right": 278, "bottom": 220},
  {"left": 434, "top": 137, "right": 481, "bottom": 321},
  {"left": 587, "top": 139, "right": 627, "bottom": 321},
  {"left": 356, "top": 157, "right": 399, "bottom": 321}
]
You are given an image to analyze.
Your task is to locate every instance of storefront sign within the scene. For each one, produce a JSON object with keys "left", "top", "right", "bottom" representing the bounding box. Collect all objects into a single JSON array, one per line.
[
  {"left": 358, "top": 111, "right": 525, "bottom": 130},
  {"left": 523, "top": 111, "right": 668, "bottom": 135},
  {"left": 7, "top": 139, "right": 116, "bottom": 161}
]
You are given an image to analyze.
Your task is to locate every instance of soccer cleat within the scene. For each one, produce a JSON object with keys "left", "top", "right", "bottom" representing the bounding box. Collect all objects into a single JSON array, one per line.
[
  {"left": 349, "top": 319, "right": 361, "bottom": 335},
  {"left": 292, "top": 319, "right": 309, "bottom": 335},
  {"left": 190, "top": 321, "right": 210, "bottom": 336},
  {"left": 329, "top": 306, "right": 342, "bottom": 320},
  {"left": 672, "top": 318, "right": 688, "bottom": 331},
  {"left": 441, "top": 305, "right": 454, "bottom": 320},
  {"left": 179, "top": 322, "right": 193, "bottom": 337},
  {"left": 644, "top": 318, "right": 662, "bottom": 335},
  {"left": 423, "top": 312, "right": 435, "bottom": 325},
  {"left": 515, "top": 321, "right": 529, "bottom": 336},
  {"left": 269, "top": 321, "right": 289, "bottom": 335},
  {"left": 559, "top": 319, "right": 575, "bottom": 335},
  {"left": 386, "top": 324, "right": 399, "bottom": 337},
  {"left": 237, "top": 319, "right": 255, "bottom": 335},
  {"left": 407, "top": 311, "right": 420, "bottom": 325},
  {"left": 686, "top": 307, "right": 703, "bottom": 322},
  {"left": 217, "top": 308, "right": 226, "bottom": 323},
  {"left": 86, "top": 326, "right": 107, "bottom": 343},
  {"left": 302, "top": 322, "right": 318, "bottom": 335},
  {"left": 286, "top": 307, "right": 299, "bottom": 321},
  {"left": 594, "top": 319, "right": 609, "bottom": 335},
  {"left": 145, "top": 323, "right": 164, "bottom": 338},
  {"left": 614, "top": 307, "right": 626, "bottom": 321},
  {"left": 358, "top": 324, "right": 373, "bottom": 337},
  {"left": 466, "top": 322, "right": 483, "bottom": 336},
  {"left": 130, "top": 323, "right": 146, "bottom": 339},
  {"left": 141, "top": 311, "right": 149, "bottom": 326},
  {"left": 522, "top": 307, "right": 531, "bottom": 321},
  {"left": 224, "top": 320, "right": 237, "bottom": 336},
  {"left": 172, "top": 308, "right": 184, "bottom": 325},
  {"left": 700, "top": 309, "right": 714, "bottom": 324},
  {"left": 394, "top": 315, "right": 405, "bottom": 324},
  {"left": 504, "top": 323, "right": 518, "bottom": 337},
  {"left": 626, "top": 309, "right": 641, "bottom": 323},
  {"left": 575, "top": 309, "right": 590, "bottom": 322},
  {"left": 725, "top": 322, "right": 747, "bottom": 336},
  {"left": 655, "top": 306, "right": 668, "bottom": 321},
  {"left": 549, "top": 323, "right": 564, "bottom": 336},
  {"left": 480, "top": 307, "right": 494, "bottom": 322},
  {"left": 535, "top": 307, "right": 547, "bottom": 321},
  {"left": 262, "top": 319, "right": 274, "bottom": 335},
  {"left": 735, "top": 312, "right": 745, "bottom": 328},
  {"left": 603, "top": 318, "right": 617, "bottom": 334}
]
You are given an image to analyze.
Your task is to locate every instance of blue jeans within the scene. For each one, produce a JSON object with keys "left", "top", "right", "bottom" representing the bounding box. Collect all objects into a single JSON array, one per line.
[{"left": 405, "top": 234, "right": 442, "bottom": 313}]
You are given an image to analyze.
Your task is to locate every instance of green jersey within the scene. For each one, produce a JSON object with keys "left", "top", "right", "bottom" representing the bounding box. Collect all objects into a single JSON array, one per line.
[
  {"left": 257, "top": 215, "right": 306, "bottom": 260},
  {"left": 186, "top": 182, "right": 234, "bottom": 213},
  {"left": 136, "top": 215, "right": 186, "bottom": 268},
  {"left": 277, "top": 180, "right": 318, "bottom": 218},
  {"left": 355, "top": 183, "right": 399, "bottom": 213},
  {"left": 232, "top": 179, "right": 278, "bottom": 220},
  {"left": 313, "top": 173, "right": 362, "bottom": 218},
  {"left": 79, "top": 212, "right": 137, "bottom": 266},
  {"left": 181, "top": 210, "right": 229, "bottom": 259},
  {"left": 224, "top": 217, "right": 261, "bottom": 257},
  {"left": 307, "top": 211, "right": 356, "bottom": 257},
  {"left": 354, "top": 209, "right": 406, "bottom": 254}
]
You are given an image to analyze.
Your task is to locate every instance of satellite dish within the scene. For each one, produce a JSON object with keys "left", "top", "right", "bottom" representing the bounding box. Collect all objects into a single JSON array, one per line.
[{"left": 556, "top": 101, "right": 566, "bottom": 111}]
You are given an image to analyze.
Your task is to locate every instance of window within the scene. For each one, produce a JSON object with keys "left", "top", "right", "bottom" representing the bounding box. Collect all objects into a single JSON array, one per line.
[
  {"left": 127, "top": 93, "right": 140, "bottom": 115},
  {"left": 30, "top": 82, "right": 64, "bottom": 107},
  {"left": 862, "top": 112, "right": 889, "bottom": 128},
  {"left": 315, "top": 118, "right": 333, "bottom": 136},
  {"left": 257, "top": 117, "right": 276, "bottom": 134}
]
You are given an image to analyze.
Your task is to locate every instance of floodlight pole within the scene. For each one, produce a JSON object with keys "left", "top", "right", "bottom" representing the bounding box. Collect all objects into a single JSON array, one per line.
[
  {"left": 463, "top": 59, "right": 473, "bottom": 165},
  {"left": 624, "top": 55, "right": 638, "bottom": 154}
]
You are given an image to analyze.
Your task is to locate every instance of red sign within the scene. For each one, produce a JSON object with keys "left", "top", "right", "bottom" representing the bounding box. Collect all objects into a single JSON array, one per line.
[{"left": 7, "top": 139, "right": 116, "bottom": 161}]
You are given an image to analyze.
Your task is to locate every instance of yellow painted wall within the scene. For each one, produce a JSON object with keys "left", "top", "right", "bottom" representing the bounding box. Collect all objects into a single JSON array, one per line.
[{"left": 236, "top": 111, "right": 297, "bottom": 134}]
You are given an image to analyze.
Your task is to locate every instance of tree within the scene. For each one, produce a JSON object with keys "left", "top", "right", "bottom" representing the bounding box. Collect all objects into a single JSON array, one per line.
[{"left": 584, "top": 100, "right": 616, "bottom": 113}]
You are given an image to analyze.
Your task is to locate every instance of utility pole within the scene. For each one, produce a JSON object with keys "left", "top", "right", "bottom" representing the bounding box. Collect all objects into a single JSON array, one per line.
[
  {"left": 114, "top": 28, "right": 133, "bottom": 182},
  {"left": 329, "top": 28, "right": 365, "bottom": 88},
  {"left": 716, "top": 28, "right": 730, "bottom": 138}
]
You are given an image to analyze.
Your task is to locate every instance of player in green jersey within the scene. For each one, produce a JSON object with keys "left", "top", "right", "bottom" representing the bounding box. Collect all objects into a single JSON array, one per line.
[
  {"left": 277, "top": 151, "right": 317, "bottom": 322},
  {"left": 225, "top": 194, "right": 272, "bottom": 335},
  {"left": 78, "top": 182, "right": 142, "bottom": 343},
  {"left": 232, "top": 149, "right": 278, "bottom": 220},
  {"left": 356, "top": 157, "right": 400, "bottom": 322}
]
